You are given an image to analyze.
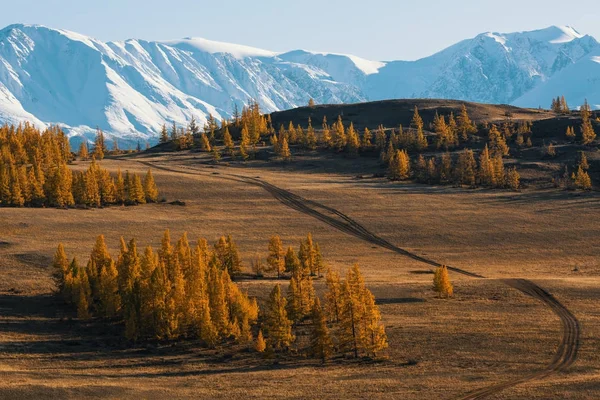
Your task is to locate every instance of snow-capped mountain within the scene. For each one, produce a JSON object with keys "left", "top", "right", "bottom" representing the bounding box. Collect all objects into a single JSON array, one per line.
[{"left": 0, "top": 24, "right": 598, "bottom": 144}]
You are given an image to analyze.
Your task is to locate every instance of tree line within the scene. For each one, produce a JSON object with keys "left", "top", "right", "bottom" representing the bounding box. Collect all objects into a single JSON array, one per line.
[
  {"left": 0, "top": 123, "right": 159, "bottom": 207},
  {"left": 53, "top": 231, "right": 388, "bottom": 360},
  {"left": 157, "top": 98, "right": 595, "bottom": 191}
]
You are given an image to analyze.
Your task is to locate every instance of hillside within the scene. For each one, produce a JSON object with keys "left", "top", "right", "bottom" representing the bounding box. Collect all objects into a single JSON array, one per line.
[
  {"left": 269, "top": 99, "right": 556, "bottom": 132},
  {"left": 0, "top": 24, "right": 599, "bottom": 145}
]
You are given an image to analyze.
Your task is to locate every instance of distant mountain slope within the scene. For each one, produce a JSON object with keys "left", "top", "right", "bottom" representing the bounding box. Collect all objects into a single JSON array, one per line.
[{"left": 0, "top": 24, "right": 598, "bottom": 144}]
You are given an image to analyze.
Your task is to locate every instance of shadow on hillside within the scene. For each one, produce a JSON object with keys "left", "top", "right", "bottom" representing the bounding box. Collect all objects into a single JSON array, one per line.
[
  {"left": 0, "top": 293, "right": 396, "bottom": 374},
  {"left": 376, "top": 297, "right": 425, "bottom": 305}
]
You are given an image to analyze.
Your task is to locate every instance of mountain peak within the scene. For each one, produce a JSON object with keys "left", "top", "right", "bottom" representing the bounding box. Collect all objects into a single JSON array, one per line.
[
  {"left": 508, "top": 25, "right": 584, "bottom": 44},
  {"left": 161, "top": 37, "right": 278, "bottom": 59}
]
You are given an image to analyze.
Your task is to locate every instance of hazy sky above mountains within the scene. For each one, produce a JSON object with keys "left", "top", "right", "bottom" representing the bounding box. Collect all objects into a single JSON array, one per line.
[{"left": 2, "top": 0, "right": 599, "bottom": 60}]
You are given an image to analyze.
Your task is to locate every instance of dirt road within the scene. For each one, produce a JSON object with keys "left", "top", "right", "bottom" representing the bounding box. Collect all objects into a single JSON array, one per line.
[{"left": 137, "top": 160, "right": 581, "bottom": 399}]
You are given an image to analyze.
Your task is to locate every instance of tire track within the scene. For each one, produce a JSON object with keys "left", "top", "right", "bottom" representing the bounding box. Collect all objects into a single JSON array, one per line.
[{"left": 137, "top": 160, "right": 580, "bottom": 399}]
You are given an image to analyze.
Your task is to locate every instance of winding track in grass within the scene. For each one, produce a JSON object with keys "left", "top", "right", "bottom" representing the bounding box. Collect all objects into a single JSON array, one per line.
[{"left": 137, "top": 160, "right": 580, "bottom": 399}]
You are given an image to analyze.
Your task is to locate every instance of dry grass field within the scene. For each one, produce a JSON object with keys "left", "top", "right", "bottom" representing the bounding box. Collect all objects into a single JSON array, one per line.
[{"left": 1, "top": 151, "right": 599, "bottom": 399}]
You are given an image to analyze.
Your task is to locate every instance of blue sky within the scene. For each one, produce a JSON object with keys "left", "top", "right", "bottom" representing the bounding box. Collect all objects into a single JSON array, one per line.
[{"left": 1, "top": 0, "right": 599, "bottom": 60}]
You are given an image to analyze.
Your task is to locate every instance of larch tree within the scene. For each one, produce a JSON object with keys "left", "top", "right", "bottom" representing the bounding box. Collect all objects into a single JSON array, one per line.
[
  {"left": 223, "top": 126, "right": 234, "bottom": 156},
  {"left": 457, "top": 104, "right": 477, "bottom": 141},
  {"left": 52, "top": 243, "right": 70, "bottom": 295},
  {"left": 456, "top": 149, "right": 477, "bottom": 187},
  {"left": 160, "top": 124, "right": 169, "bottom": 143},
  {"left": 573, "top": 165, "right": 592, "bottom": 190},
  {"left": 267, "top": 235, "right": 285, "bottom": 278},
  {"left": 255, "top": 329, "right": 266, "bottom": 353},
  {"left": 93, "top": 128, "right": 107, "bottom": 160},
  {"left": 284, "top": 246, "right": 300, "bottom": 274},
  {"left": 580, "top": 99, "right": 596, "bottom": 145},
  {"left": 345, "top": 122, "right": 360, "bottom": 155},
  {"left": 310, "top": 297, "right": 333, "bottom": 363},
  {"left": 388, "top": 149, "right": 411, "bottom": 180},
  {"left": 143, "top": 169, "right": 159, "bottom": 203},
  {"left": 278, "top": 137, "right": 291, "bottom": 160},
  {"left": 433, "top": 265, "right": 453, "bottom": 298},
  {"left": 79, "top": 142, "right": 89, "bottom": 160},
  {"left": 506, "top": 167, "right": 521, "bottom": 191},
  {"left": 324, "top": 268, "right": 342, "bottom": 323},
  {"left": 263, "top": 285, "right": 294, "bottom": 351}
]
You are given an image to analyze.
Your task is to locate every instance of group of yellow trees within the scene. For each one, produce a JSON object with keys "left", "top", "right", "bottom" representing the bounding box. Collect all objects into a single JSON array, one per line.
[
  {"left": 53, "top": 231, "right": 259, "bottom": 344},
  {"left": 387, "top": 123, "right": 520, "bottom": 190},
  {"left": 564, "top": 152, "right": 593, "bottom": 190},
  {"left": 557, "top": 98, "right": 597, "bottom": 145},
  {"left": 52, "top": 231, "right": 388, "bottom": 360},
  {"left": 262, "top": 234, "right": 324, "bottom": 278},
  {"left": 72, "top": 160, "right": 159, "bottom": 206},
  {"left": 0, "top": 123, "right": 159, "bottom": 207}
]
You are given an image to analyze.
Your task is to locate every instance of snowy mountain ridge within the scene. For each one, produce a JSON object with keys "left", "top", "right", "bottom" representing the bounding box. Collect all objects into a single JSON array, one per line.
[{"left": 0, "top": 23, "right": 599, "bottom": 144}]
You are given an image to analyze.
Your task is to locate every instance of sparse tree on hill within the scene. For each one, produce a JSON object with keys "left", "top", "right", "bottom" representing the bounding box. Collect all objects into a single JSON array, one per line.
[
  {"left": 321, "top": 117, "right": 332, "bottom": 148},
  {"left": 160, "top": 124, "right": 169, "bottom": 143},
  {"left": 200, "top": 133, "right": 212, "bottom": 152},
  {"left": 580, "top": 99, "right": 596, "bottom": 145},
  {"left": 223, "top": 126, "right": 234, "bottom": 156},
  {"left": 456, "top": 149, "right": 477, "bottom": 187},
  {"left": 506, "top": 167, "right": 521, "bottom": 191},
  {"left": 573, "top": 165, "right": 592, "bottom": 190},
  {"left": 278, "top": 137, "right": 291, "bottom": 160},
  {"left": 388, "top": 149, "right": 411, "bottom": 180},
  {"left": 93, "top": 128, "right": 106, "bottom": 160},
  {"left": 345, "top": 122, "right": 360, "bottom": 155},
  {"left": 306, "top": 118, "right": 317, "bottom": 150},
  {"left": 433, "top": 265, "right": 453, "bottom": 298},
  {"left": 457, "top": 104, "right": 477, "bottom": 141}
]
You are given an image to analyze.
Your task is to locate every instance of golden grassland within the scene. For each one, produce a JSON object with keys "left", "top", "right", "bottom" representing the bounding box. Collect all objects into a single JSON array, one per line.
[{"left": 0, "top": 152, "right": 599, "bottom": 399}]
